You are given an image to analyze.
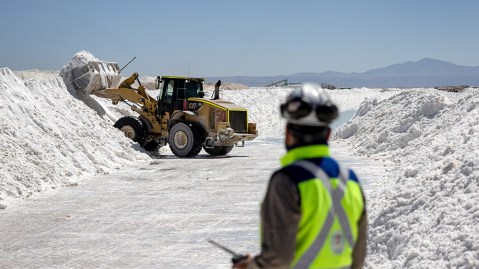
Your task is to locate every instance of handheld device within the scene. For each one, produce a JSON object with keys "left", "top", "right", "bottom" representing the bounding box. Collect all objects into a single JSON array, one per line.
[{"left": 208, "top": 239, "right": 248, "bottom": 263}]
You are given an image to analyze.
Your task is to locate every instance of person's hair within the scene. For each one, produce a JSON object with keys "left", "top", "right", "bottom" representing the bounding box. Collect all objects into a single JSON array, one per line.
[{"left": 287, "top": 122, "right": 330, "bottom": 145}]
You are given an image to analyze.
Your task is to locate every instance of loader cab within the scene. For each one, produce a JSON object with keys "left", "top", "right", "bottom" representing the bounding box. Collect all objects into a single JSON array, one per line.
[{"left": 156, "top": 76, "right": 205, "bottom": 116}]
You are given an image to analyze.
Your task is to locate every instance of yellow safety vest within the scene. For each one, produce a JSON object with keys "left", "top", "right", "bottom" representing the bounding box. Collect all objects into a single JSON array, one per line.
[{"left": 281, "top": 145, "right": 364, "bottom": 269}]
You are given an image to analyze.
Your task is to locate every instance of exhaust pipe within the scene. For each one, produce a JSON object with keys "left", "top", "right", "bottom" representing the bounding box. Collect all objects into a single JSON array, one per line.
[{"left": 213, "top": 80, "right": 221, "bottom": 100}]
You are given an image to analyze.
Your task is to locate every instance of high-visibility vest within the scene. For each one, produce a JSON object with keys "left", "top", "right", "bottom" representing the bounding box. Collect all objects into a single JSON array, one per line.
[{"left": 281, "top": 145, "right": 364, "bottom": 269}]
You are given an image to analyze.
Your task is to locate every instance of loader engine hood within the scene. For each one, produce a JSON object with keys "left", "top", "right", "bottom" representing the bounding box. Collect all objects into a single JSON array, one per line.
[
  {"left": 187, "top": 98, "right": 247, "bottom": 111},
  {"left": 187, "top": 97, "right": 254, "bottom": 135}
]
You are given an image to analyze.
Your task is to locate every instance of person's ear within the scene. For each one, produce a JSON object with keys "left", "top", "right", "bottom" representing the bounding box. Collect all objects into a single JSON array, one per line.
[
  {"left": 326, "top": 128, "right": 331, "bottom": 140},
  {"left": 285, "top": 127, "right": 295, "bottom": 146}
]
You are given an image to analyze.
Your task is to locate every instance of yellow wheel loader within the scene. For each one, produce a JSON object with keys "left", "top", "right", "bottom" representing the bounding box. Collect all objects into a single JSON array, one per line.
[{"left": 68, "top": 62, "right": 257, "bottom": 157}]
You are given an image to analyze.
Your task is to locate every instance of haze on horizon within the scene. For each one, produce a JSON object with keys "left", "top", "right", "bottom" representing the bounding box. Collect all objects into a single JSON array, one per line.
[{"left": 1, "top": 0, "right": 478, "bottom": 77}]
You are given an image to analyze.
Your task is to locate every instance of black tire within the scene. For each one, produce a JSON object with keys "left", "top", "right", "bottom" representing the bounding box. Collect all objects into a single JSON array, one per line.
[
  {"left": 114, "top": 116, "right": 146, "bottom": 146},
  {"left": 203, "top": 145, "right": 234, "bottom": 156},
  {"left": 143, "top": 140, "right": 160, "bottom": 151},
  {"left": 168, "top": 123, "right": 204, "bottom": 157}
]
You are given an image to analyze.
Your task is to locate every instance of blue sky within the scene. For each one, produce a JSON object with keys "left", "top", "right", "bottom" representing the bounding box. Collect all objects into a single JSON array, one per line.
[{"left": 1, "top": 0, "right": 478, "bottom": 76}]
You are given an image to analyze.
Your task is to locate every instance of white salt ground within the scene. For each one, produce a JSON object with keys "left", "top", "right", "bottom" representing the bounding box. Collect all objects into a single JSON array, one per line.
[{"left": 1, "top": 50, "right": 477, "bottom": 268}]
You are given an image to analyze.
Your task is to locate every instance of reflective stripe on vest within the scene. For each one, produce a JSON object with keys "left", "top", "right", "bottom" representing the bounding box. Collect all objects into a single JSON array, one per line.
[{"left": 293, "top": 161, "right": 354, "bottom": 269}]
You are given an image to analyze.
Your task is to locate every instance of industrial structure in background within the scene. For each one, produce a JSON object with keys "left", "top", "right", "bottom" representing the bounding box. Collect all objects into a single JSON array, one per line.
[
  {"left": 265, "top": 79, "right": 351, "bottom": 90},
  {"left": 265, "top": 79, "right": 301, "bottom": 87},
  {"left": 434, "top": 85, "right": 468, "bottom": 92}
]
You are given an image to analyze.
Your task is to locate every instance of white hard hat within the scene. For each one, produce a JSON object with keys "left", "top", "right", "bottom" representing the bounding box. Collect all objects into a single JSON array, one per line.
[{"left": 280, "top": 83, "right": 338, "bottom": 126}]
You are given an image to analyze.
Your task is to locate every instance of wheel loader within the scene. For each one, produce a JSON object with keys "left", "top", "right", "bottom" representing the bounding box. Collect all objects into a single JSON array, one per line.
[{"left": 68, "top": 61, "right": 258, "bottom": 157}]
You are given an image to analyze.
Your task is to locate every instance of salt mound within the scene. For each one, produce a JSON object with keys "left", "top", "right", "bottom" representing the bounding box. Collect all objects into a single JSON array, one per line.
[
  {"left": 336, "top": 90, "right": 450, "bottom": 155},
  {"left": 204, "top": 82, "right": 249, "bottom": 91},
  {"left": 217, "top": 87, "right": 291, "bottom": 138},
  {"left": 13, "top": 69, "right": 59, "bottom": 81},
  {"left": 211, "top": 87, "right": 399, "bottom": 138},
  {"left": 0, "top": 67, "right": 149, "bottom": 209},
  {"left": 336, "top": 89, "right": 479, "bottom": 268}
]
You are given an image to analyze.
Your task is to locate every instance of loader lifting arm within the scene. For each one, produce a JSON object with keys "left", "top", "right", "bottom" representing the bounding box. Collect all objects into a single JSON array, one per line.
[
  {"left": 118, "top": 72, "right": 140, "bottom": 89},
  {"left": 93, "top": 73, "right": 158, "bottom": 114}
]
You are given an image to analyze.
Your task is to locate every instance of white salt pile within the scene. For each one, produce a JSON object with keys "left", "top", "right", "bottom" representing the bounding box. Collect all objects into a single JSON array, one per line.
[
  {"left": 335, "top": 89, "right": 479, "bottom": 268},
  {"left": 0, "top": 67, "right": 149, "bottom": 209}
]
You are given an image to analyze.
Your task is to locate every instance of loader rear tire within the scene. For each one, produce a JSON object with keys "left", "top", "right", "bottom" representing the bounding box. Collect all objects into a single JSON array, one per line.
[
  {"left": 168, "top": 123, "right": 203, "bottom": 157},
  {"left": 203, "top": 146, "right": 234, "bottom": 156},
  {"left": 114, "top": 116, "right": 146, "bottom": 146}
]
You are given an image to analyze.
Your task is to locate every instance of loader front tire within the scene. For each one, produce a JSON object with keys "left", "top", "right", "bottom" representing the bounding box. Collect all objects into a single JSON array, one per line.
[
  {"left": 169, "top": 123, "right": 203, "bottom": 157},
  {"left": 203, "top": 146, "right": 234, "bottom": 156},
  {"left": 114, "top": 116, "right": 146, "bottom": 146}
]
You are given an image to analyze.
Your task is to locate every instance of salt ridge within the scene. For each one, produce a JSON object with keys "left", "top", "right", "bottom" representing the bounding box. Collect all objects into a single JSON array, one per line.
[
  {"left": 336, "top": 89, "right": 479, "bottom": 268},
  {"left": 0, "top": 67, "right": 149, "bottom": 208}
]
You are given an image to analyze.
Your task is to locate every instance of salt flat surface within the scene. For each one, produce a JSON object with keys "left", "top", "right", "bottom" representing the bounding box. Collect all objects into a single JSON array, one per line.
[
  {"left": 0, "top": 139, "right": 384, "bottom": 269},
  {"left": 3, "top": 51, "right": 478, "bottom": 268}
]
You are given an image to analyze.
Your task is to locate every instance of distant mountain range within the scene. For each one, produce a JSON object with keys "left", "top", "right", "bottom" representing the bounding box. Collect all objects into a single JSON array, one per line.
[{"left": 207, "top": 58, "right": 479, "bottom": 88}]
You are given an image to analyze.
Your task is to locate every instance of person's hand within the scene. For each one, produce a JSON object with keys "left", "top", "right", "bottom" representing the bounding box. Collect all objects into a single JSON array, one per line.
[{"left": 232, "top": 254, "right": 253, "bottom": 269}]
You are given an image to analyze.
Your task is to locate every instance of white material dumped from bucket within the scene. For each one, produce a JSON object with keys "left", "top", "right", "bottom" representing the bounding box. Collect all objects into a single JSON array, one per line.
[
  {"left": 59, "top": 51, "right": 98, "bottom": 94},
  {"left": 70, "top": 61, "right": 122, "bottom": 94},
  {"left": 59, "top": 51, "right": 121, "bottom": 122},
  {"left": 0, "top": 67, "right": 149, "bottom": 209},
  {"left": 59, "top": 51, "right": 122, "bottom": 95}
]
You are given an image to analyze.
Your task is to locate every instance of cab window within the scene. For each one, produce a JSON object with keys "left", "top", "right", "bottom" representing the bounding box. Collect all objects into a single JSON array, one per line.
[
  {"left": 185, "top": 81, "right": 200, "bottom": 98},
  {"left": 164, "top": 80, "right": 174, "bottom": 103}
]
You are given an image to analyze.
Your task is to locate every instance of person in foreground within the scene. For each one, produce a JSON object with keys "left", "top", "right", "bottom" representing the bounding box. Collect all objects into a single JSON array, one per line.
[{"left": 233, "top": 83, "right": 368, "bottom": 269}]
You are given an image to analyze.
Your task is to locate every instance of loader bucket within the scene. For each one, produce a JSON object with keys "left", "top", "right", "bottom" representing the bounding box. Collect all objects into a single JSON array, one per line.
[{"left": 70, "top": 61, "right": 122, "bottom": 94}]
